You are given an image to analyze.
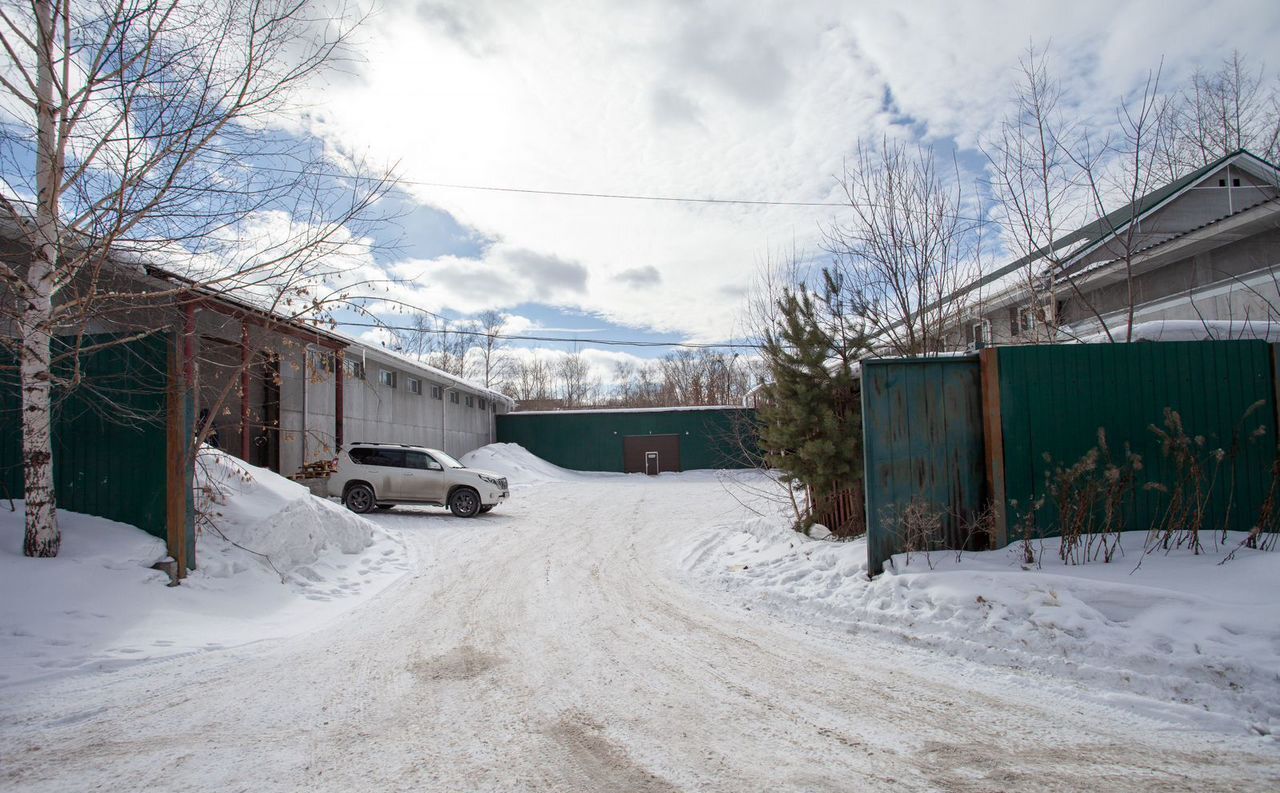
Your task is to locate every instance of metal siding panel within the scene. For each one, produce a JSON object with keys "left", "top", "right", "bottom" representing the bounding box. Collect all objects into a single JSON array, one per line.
[
  {"left": 995, "top": 341, "right": 1276, "bottom": 544},
  {"left": 863, "top": 357, "right": 984, "bottom": 574},
  {"left": 0, "top": 334, "right": 171, "bottom": 540},
  {"left": 496, "top": 408, "right": 757, "bottom": 473}
]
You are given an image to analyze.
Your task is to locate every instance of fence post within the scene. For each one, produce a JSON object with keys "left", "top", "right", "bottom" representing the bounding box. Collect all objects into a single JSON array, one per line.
[{"left": 979, "top": 348, "right": 1008, "bottom": 549}]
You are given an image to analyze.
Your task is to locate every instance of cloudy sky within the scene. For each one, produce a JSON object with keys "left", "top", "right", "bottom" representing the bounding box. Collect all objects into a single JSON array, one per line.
[{"left": 288, "top": 0, "right": 1280, "bottom": 367}]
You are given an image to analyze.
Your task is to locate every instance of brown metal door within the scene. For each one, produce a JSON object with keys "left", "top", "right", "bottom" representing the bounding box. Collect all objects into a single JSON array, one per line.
[{"left": 623, "top": 434, "right": 681, "bottom": 474}]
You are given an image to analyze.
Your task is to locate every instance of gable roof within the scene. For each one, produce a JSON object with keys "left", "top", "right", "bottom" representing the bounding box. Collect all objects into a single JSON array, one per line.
[{"left": 954, "top": 148, "right": 1280, "bottom": 306}]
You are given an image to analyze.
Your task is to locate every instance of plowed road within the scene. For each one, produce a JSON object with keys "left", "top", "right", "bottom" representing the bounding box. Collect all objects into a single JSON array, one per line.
[{"left": 3, "top": 475, "right": 1277, "bottom": 791}]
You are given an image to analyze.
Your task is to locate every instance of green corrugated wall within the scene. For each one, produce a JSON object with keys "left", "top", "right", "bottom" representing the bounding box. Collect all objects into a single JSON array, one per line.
[
  {"left": 0, "top": 334, "right": 173, "bottom": 540},
  {"left": 496, "top": 408, "right": 758, "bottom": 472},
  {"left": 860, "top": 341, "right": 1279, "bottom": 575},
  {"left": 997, "top": 341, "right": 1277, "bottom": 536}
]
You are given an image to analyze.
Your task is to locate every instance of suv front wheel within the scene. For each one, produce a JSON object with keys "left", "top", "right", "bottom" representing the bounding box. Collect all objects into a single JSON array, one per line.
[
  {"left": 344, "top": 483, "right": 377, "bottom": 514},
  {"left": 449, "top": 487, "right": 481, "bottom": 518}
]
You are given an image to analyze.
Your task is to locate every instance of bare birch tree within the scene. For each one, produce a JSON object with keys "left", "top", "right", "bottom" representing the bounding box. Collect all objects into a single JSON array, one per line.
[
  {"left": 0, "top": 0, "right": 392, "bottom": 557},
  {"left": 1157, "top": 51, "right": 1280, "bottom": 178},
  {"left": 394, "top": 312, "right": 467, "bottom": 376},
  {"left": 823, "top": 138, "right": 984, "bottom": 355},
  {"left": 556, "top": 351, "right": 598, "bottom": 408},
  {"left": 467, "top": 309, "right": 512, "bottom": 389},
  {"left": 982, "top": 47, "right": 1096, "bottom": 342},
  {"left": 1071, "top": 67, "right": 1169, "bottom": 341}
]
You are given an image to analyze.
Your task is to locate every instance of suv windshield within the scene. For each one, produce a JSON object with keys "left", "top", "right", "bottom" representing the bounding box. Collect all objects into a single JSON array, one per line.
[{"left": 428, "top": 449, "right": 465, "bottom": 469}]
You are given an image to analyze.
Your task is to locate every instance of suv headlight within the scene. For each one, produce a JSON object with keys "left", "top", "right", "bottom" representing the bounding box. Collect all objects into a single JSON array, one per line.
[{"left": 478, "top": 474, "right": 502, "bottom": 486}]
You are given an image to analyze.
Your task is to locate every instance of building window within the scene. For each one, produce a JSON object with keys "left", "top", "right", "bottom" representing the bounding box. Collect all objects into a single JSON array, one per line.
[
  {"left": 478, "top": 397, "right": 487, "bottom": 410},
  {"left": 430, "top": 384, "right": 443, "bottom": 400},
  {"left": 407, "top": 377, "right": 422, "bottom": 395},
  {"left": 465, "top": 395, "right": 475, "bottom": 408},
  {"left": 379, "top": 369, "right": 397, "bottom": 388},
  {"left": 970, "top": 319, "right": 990, "bottom": 348},
  {"left": 449, "top": 391, "right": 459, "bottom": 404},
  {"left": 1018, "top": 306, "right": 1038, "bottom": 334},
  {"left": 343, "top": 358, "right": 366, "bottom": 380},
  {"left": 308, "top": 349, "right": 335, "bottom": 374}
]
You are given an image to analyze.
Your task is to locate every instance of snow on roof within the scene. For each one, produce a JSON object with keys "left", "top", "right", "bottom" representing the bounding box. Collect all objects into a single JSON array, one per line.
[
  {"left": 336, "top": 334, "right": 515, "bottom": 407},
  {"left": 1075, "top": 319, "right": 1280, "bottom": 344},
  {"left": 943, "top": 149, "right": 1280, "bottom": 312},
  {"left": 509, "top": 404, "right": 754, "bottom": 416}
]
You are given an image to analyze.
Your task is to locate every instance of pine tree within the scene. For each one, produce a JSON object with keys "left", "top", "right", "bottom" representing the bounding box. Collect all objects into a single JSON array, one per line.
[{"left": 758, "top": 270, "right": 868, "bottom": 535}]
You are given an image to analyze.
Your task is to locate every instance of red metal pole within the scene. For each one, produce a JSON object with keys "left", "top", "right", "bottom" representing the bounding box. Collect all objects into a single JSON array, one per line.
[
  {"left": 183, "top": 303, "right": 196, "bottom": 387},
  {"left": 334, "top": 348, "right": 345, "bottom": 452},
  {"left": 240, "top": 324, "right": 251, "bottom": 460}
]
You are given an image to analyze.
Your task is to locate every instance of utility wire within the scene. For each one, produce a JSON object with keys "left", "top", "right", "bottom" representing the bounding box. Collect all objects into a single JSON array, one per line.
[
  {"left": 235, "top": 161, "right": 993, "bottom": 222},
  {"left": 334, "top": 320, "right": 764, "bottom": 350}
]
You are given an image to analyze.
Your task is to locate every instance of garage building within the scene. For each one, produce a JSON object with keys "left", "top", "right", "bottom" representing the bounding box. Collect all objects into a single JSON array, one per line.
[{"left": 495, "top": 406, "right": 758, "bottom": 473}]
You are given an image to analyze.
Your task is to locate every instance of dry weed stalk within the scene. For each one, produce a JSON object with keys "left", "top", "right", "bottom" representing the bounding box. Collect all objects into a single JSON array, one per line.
[
  {"left": 1042, "top": 429, "right": 1142, "bottom": 564},
  {"left": 881, "top": 497, "right": 944, "bottom": 569}
]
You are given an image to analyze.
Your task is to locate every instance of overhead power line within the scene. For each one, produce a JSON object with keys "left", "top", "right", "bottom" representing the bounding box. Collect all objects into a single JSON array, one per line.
[
  {"left": 335, "top": 320, "right": 763, "bottom": 350},
  {"left": 238, "top": 161, "right": 989, "bottom": 221},
  {"left": 404, "top": 180, "right": 848, "bottom": 208}
]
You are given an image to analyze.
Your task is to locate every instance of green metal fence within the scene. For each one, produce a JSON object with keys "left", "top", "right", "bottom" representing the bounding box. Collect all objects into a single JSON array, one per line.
[
  {"left": 0, "top": 334, "right": 176, "bottom": 542},
  {"left": 861, "top": 341, "right": 1280, "bottom": 575},
  {"left": 861, "top": 356, "right": 987, "bottom": 574},
  {"left": 496, "top": 407, "right": 758, "bottom": 472},
  {"left": 995, "top": 341, "right": 1277, "bottom": 540}
]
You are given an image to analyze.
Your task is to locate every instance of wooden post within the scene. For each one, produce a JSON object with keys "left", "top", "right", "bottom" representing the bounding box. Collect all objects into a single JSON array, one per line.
[
  {"left": 979, "top": 348, "right": 1008, "bottom": 549},
  {"left": 240, "top": 324, "right": 251, "bottom": 460}
]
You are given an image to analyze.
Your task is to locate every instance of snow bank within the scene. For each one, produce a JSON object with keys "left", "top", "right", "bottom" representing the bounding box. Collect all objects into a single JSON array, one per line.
[
  {"left": 460, "top": 442, "right": 623, "bottom": 485},
  {"left": 0, "top": 451, "right": 410, "bottom": 687},
  {"left": 196, "top": 448, "right": 377, "bottom": 575},
  {"left": 1077, "top": 319, "right": 1280, "bottom": 344},
  {"left": 681, "top": 503, "right": 1280, "bottom": 737}
]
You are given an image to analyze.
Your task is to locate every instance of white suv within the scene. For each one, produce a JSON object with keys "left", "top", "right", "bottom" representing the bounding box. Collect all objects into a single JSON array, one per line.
[{"left": 328, "top": 443, "right": 509, "bottom": 517}]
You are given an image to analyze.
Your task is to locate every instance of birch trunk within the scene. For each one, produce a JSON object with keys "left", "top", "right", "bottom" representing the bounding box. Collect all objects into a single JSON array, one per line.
[{"left": 24, "top": 0, "right": 60, "bottom": 557}]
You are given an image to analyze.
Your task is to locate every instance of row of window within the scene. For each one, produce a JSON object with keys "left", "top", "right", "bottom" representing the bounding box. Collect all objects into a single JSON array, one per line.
[
  {"left": 377, "top": 368, "right": 489, "bottom": 410},
  {"left": 307, "top": 349, "right": 493, "bottom": 410},
  {"left": 970, "top": 303, "right": 1059, "bottom": 346}
]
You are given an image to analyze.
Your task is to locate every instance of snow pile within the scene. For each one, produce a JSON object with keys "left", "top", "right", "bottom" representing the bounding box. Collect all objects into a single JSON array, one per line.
[
  {"left": 0, "top": 452, "right": 410, "bottom": 687},
  {"left": 1077, "top": 319, "right": 1280, "bottom": 343},
  {"left": 460, "top": 442, "right": 622, "bottom": 485},
  {"left": 682, "top": 508, "right": 1280, "bottom": 736},
  {"left": 196, "top": 448, "right": 375, "bottom": 575}
]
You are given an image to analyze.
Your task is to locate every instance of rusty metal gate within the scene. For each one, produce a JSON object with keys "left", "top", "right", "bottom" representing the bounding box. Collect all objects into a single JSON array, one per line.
[{"left": 861, "top": 355, "right": 988, "bottom": 574}]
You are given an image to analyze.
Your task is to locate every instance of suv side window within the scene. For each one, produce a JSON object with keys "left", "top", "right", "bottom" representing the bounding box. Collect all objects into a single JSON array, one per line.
[
  {"left": 404, "top": 451, "right": 442, "bottom": 470},
  {"left": 406, "top": 451, "right": 444, "bottom": 471},
  {"left": 349, "top": 447, "right": 406, "bottom": 467}
]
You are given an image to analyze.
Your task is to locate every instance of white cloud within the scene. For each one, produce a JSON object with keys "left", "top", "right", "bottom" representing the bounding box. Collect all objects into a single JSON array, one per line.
[{"left": 288, "top": 0, "right": 1280, "bottom": 340}]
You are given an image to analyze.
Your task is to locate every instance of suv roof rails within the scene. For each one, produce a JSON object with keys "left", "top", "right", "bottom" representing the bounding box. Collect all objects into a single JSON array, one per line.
[{"left": 346, "top": 441, "right": 422, "bottom": 449}]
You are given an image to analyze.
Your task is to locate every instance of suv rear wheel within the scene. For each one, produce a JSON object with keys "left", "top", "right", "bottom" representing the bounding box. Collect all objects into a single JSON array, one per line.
[
  {"left": 449, "top": 487, "right": 481, "bottom": 518},
  {"left": 344, "top": 483, "right": 376, "bottom": 514}
]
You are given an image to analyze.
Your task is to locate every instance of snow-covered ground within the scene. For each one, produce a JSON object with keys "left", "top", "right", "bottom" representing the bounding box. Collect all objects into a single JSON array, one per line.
[
  {"left": 460, "top": 441, "right": 624, "bottom": 484},
  {"left": 0, "top": 449, "right": 409, "bottom": 686},
  {"left": 681, "top": 498, "right": 1280, "bottom": 737},
  {"left": 1, "top": 445, "right": 1277, "bottom": 791}
]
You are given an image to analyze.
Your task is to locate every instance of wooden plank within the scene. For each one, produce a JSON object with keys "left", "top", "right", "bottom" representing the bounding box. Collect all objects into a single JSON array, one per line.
[{"left": 979, "top": 348, "right": 1008, "bottom": 549}]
